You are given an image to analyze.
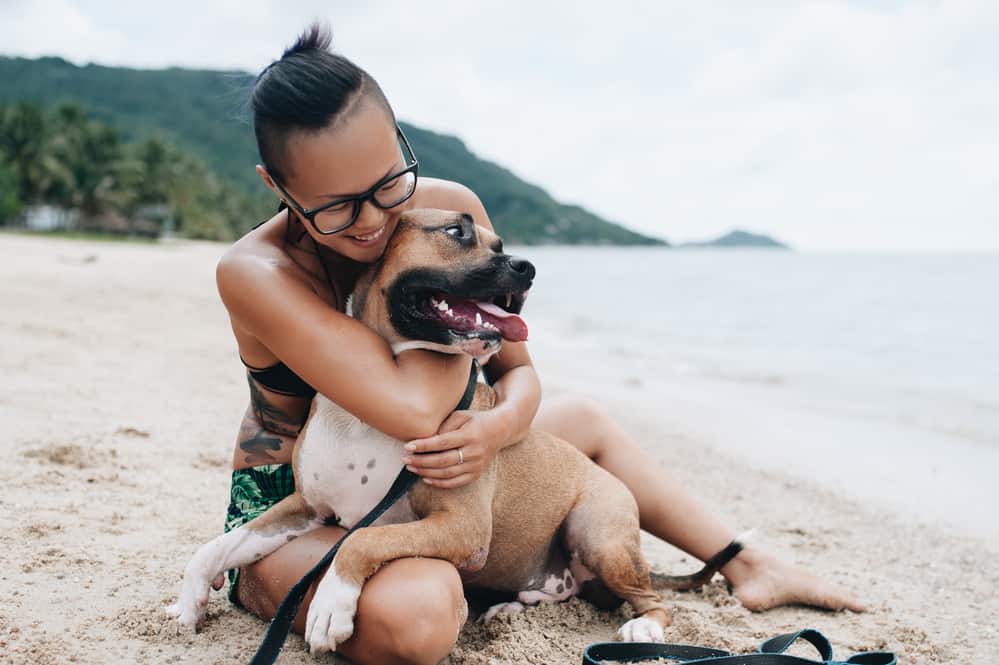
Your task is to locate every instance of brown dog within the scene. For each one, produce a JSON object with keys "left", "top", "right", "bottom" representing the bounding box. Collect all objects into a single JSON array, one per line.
[{"left": 168, "top": 209, "right": 730, "bottom": 655}]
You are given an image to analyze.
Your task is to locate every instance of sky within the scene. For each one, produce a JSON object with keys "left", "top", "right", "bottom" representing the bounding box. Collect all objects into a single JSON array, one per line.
[{"left": 1, "top": 1, "right": 997, "bottom": 250}]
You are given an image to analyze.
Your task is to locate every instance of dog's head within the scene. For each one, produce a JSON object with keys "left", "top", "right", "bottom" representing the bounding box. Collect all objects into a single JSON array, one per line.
[{"left": 348, "top": 208, "right": 534, "bottom": 362}]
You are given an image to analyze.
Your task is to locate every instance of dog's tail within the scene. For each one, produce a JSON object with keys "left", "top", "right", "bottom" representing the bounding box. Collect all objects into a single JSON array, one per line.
[{"left": 650, "top": 529, "right": 753, "bottom": 591}]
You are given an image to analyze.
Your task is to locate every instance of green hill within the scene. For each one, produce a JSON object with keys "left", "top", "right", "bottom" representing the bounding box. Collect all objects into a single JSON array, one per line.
[
  {"left": 0, "top": 55, "right": 664, "bottom": 245},
  {"left": 678, "top": 229, "right": 789, "bottom": 249}
]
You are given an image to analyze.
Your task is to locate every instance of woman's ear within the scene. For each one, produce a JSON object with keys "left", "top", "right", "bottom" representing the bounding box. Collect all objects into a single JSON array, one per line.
[{"left": 256, "top": 165, "right": 281, "bottom": 198}]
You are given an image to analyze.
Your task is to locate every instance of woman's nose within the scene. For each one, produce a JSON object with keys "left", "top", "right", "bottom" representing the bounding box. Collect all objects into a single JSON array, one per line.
[{"left": 354, "top": 199, "right": 388, "bottom": 230}]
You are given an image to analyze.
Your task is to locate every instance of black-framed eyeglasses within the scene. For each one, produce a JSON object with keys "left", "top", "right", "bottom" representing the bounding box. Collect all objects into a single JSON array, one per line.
[{"left": 273, "top": 124, "right": 419, "bottom": 235}]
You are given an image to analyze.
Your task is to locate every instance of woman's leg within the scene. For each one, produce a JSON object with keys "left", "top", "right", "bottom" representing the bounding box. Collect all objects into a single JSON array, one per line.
[
  {"left": 533, "top": 394, "right": 864, "bottom": 612},
  {"left": 236, "top": 526, "right": 466, "bottom": 665}
]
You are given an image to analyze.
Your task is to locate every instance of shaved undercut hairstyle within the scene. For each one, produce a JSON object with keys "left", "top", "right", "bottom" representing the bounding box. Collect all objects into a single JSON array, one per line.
[{"left": 251, "top": 22, "right": 396, "bottom": 183}]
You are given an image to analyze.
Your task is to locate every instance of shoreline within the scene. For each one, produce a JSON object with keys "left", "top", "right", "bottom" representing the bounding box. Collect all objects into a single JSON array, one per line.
[
  {"left": 526, "top": 325, "right": 999, "bottom": 544},
  {"left": 1, "top": 234, "right": 995, "bottom": 664}
]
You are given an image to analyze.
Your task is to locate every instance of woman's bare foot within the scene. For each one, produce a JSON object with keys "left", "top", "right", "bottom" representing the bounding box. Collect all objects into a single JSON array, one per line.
[{"left": 720, "top": 545, "right": 866, "bottom": 612}]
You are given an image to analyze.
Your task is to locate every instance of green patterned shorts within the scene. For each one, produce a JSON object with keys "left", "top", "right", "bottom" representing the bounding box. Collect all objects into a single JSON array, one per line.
[{"left": 224, "top": 463, "right": 296, "bottom": 605}]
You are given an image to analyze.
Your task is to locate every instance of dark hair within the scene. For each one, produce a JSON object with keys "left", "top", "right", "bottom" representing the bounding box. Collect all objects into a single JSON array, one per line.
[{"left": 251, "top": 23, "right": 395, "bottom": 183}]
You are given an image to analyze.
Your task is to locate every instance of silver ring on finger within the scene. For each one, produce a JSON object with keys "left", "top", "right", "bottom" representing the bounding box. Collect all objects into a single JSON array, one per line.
[{"left": 457, "top": 447, "right": 464, "bottom": 465}]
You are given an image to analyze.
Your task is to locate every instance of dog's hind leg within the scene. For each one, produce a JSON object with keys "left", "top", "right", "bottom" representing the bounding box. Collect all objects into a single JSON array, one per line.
[
  {"left": 167, "top": 492, "right": 321, "bottom": 629},
  {"left": 562, "top": 469, "right": 671, "bottom": 643},
  {"left": 478, "top": 546, "right": 575, "bottom": 624}
]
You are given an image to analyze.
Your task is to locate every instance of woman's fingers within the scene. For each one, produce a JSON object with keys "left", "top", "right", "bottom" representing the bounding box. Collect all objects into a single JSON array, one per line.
[
  {"left": 404, "top": 449, "right": 464, "bottom": 469},
  {"left": 403, "top": 411, "right": 490, "bottom": 487},
  {"left": 405, "top": 429, "right": 464, "bottom": 455}
]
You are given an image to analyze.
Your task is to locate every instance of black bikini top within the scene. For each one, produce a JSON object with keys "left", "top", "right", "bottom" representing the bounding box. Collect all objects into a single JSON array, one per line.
[{"left": 241, "top": 355, "right": 317, "bottom": 398}]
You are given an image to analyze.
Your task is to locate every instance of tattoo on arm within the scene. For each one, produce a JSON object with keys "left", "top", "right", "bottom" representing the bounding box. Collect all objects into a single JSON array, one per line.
[
  {"left": 247, "top": 375, "right": 306, "bottom": 437},
  {"left": 236, "top": 409, "right": 298, "bottom": 466},
  {"left": 239, "top": 429, "right": 284, "bottom": 466}
]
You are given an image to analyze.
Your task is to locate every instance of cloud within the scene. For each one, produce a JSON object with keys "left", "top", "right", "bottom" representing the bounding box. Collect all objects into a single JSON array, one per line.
[{"left": 1, "top": 1, "right": 996, "bottom": 249}]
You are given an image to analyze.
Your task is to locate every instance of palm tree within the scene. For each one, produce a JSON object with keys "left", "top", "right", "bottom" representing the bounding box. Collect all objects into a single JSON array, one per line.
[
  {"left": 0, "top": 157, "right": 21, "bottom": 223},
  {"left": 0, "top": 103, "right": 52, "bottom": 204},
  {"left": 47, "top": 103, "right": 122, "bottom": 219}
]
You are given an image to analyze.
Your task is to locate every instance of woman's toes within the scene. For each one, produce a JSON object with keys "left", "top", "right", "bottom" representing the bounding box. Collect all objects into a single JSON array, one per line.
[{"left": 727, "top": 547, "right": 865, "bottom": 612}]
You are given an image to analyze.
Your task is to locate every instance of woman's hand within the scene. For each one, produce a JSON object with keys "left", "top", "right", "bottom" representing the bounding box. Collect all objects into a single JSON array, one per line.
[{"left": 401, "top": 408, "right": 513, "bottom": 488}]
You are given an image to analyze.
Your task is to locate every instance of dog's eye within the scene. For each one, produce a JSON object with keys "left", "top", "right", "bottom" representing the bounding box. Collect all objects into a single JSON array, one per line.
[{"left": 445, "top": 225, "right": 465, "bottom": 238}]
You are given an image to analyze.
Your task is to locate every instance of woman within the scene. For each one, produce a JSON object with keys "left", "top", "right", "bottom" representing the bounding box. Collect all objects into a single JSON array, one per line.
[{"left": 217, "top": 24, "right": 863, "bottom": 665}]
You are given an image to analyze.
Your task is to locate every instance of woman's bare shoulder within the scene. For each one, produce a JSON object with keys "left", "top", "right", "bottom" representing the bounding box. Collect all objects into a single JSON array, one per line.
[
  {"left": 219, "top": 210, "right": 294, "bottom": 271},
  {"left": 215, "top": 211, "right": 325, "bottom": 337},
  {"left": 217, "top": 210, "right": 326, "bottom": 300}
]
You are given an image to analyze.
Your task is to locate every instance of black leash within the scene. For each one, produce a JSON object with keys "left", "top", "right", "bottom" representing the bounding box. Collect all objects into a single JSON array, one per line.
[
  {"left": 248, "top": 361, "right": 480, "bottom": 665},
  {"left": 582, "top": 628, "right": 896, "bottom": 665}
]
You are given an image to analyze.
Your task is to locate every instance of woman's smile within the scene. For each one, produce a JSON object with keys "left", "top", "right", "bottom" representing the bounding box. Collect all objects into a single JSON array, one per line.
[{"left": 347, "top": 223, "right": 387, "bottom": 245}]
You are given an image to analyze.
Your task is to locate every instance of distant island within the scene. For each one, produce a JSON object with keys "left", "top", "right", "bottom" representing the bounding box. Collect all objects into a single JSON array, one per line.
[
  {"left": 677, "top": 229, "right": 789, "bottom": 249},
  {"left": 0, "top": 55, "right": 664, "bottom": 246}
]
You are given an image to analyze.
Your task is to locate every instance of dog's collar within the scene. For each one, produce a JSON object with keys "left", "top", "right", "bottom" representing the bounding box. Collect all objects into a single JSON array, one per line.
[{"left": 390, "top": 340, "right": 466, "bottom": 356}]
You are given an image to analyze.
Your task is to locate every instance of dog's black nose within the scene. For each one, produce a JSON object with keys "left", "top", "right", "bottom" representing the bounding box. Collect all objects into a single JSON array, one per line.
[{"left": 508, "top": 257, "right": 535, "bottom": 280}]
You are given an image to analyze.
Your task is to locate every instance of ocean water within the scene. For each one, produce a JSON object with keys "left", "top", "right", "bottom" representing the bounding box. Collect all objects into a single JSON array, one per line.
[{"left": 510, "top": 247, "right": 999, "bottom": 537}]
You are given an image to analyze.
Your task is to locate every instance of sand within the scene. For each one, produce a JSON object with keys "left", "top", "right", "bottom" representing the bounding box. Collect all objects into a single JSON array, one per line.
[{"left": 1, "top": 232, "right": 996, "bottom": 664}]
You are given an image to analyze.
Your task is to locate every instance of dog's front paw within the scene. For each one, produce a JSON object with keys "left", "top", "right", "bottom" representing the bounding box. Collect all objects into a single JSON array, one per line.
[
  {"left": 165, "top": 584, "right": 209, "bottom": 630},
  {"left": 616, "top": 616, "right": 665, "bottom": 643},
  {"left": 165, "top": 566, "right": 215, "bottom": 630},
  {"left": 304, "top": 571, "right": 362, "bottom": 654}
]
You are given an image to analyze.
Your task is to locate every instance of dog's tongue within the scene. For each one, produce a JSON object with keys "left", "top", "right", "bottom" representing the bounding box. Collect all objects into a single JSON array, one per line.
[
  {"left": 475, "top": 301, "right": 528, "bottom": 342},
  {"left": 448, "top": 298, "right": 529, "bottom": 342}
]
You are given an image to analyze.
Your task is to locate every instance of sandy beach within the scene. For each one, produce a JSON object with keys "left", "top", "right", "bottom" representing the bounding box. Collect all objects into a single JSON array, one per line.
[{"left": 2, "top": 232, "right": 996, "bottom": 664}]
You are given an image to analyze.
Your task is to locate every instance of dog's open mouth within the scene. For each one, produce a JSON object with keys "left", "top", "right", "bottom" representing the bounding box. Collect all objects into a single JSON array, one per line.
[
  {"left": 387, "top": 261, "right": 534, "bottom": 356},
  {"left": 422, "top": 292, "right": 529, "bottom": 343}
]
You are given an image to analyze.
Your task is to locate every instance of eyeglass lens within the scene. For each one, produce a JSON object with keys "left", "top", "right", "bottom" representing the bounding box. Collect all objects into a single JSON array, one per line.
[{"left": 312, "top": 169, "right": 417, "bottom": 233}]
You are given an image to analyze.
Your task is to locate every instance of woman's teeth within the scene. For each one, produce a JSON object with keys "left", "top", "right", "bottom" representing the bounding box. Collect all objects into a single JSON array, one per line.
[{"left": 351, "top": 226, "right": 385, "bottom": 242}]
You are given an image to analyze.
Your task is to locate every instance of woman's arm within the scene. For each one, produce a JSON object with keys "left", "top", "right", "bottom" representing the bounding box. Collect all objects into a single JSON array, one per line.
[
  {"left": 398, "top": 182, "right": 544, "bottom": 486},
  {"left": 217, "top": 253, "right": 472, "bottom": 442},
  {"left": 482, "top": 341, "right": 542, "bottom": 447}
]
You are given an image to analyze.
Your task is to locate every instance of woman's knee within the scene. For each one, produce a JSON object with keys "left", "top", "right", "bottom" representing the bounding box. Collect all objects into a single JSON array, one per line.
[
  {"left": 535, "top": 394, "right": 613, "bottom": 458},
  {"left": 354, "top": 558, "right": 465, "bottom": 665}
]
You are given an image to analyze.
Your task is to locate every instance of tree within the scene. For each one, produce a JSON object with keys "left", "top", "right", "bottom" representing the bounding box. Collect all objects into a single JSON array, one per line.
[
  {"left": 0, "top": 157, "right": 20, "bottom": 223},
  {"left": 0, "top": 100, "right": 266, "bottom": 239},
  {"left": 0, "top": 102, "right": 51, "bottom": 204},
  {"left": 47, "top": 103, "right": 122, "bottom": 218}
]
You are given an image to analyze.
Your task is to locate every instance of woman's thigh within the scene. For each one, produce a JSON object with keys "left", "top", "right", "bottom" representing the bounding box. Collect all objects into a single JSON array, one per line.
[{"left": 236, "top": 525, "right": 466, "bottom": 662}]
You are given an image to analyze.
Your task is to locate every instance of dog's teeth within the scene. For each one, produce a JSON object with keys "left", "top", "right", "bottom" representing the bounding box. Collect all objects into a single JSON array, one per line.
[
  {"left": 475, "top": 312, "right": 483, "bottom": 326},
  {"left": 506, "top": 294, "right": 512, "bottom": 309},
  {"left": 437, "top": 300, "right": 449, "bottom": 311}
]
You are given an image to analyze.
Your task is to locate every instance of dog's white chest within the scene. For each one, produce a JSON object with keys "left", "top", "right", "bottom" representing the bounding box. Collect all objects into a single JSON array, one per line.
[{"left": 297, "top": 396, "right": 416, "bottom": 529}]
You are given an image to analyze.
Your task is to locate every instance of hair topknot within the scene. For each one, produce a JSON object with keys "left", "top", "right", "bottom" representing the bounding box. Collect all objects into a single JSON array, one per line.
[
  {"left": 282, "top": 22, "right": 333, "bottom": 59},
  {"left": 251, "top": 21, "right": 396, "bottom": 183}
]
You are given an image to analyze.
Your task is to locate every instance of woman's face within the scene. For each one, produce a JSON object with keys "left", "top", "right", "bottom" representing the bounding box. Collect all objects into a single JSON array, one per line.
[{"left": 258, "top": 99, "right": 412, "bottom": 263}]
